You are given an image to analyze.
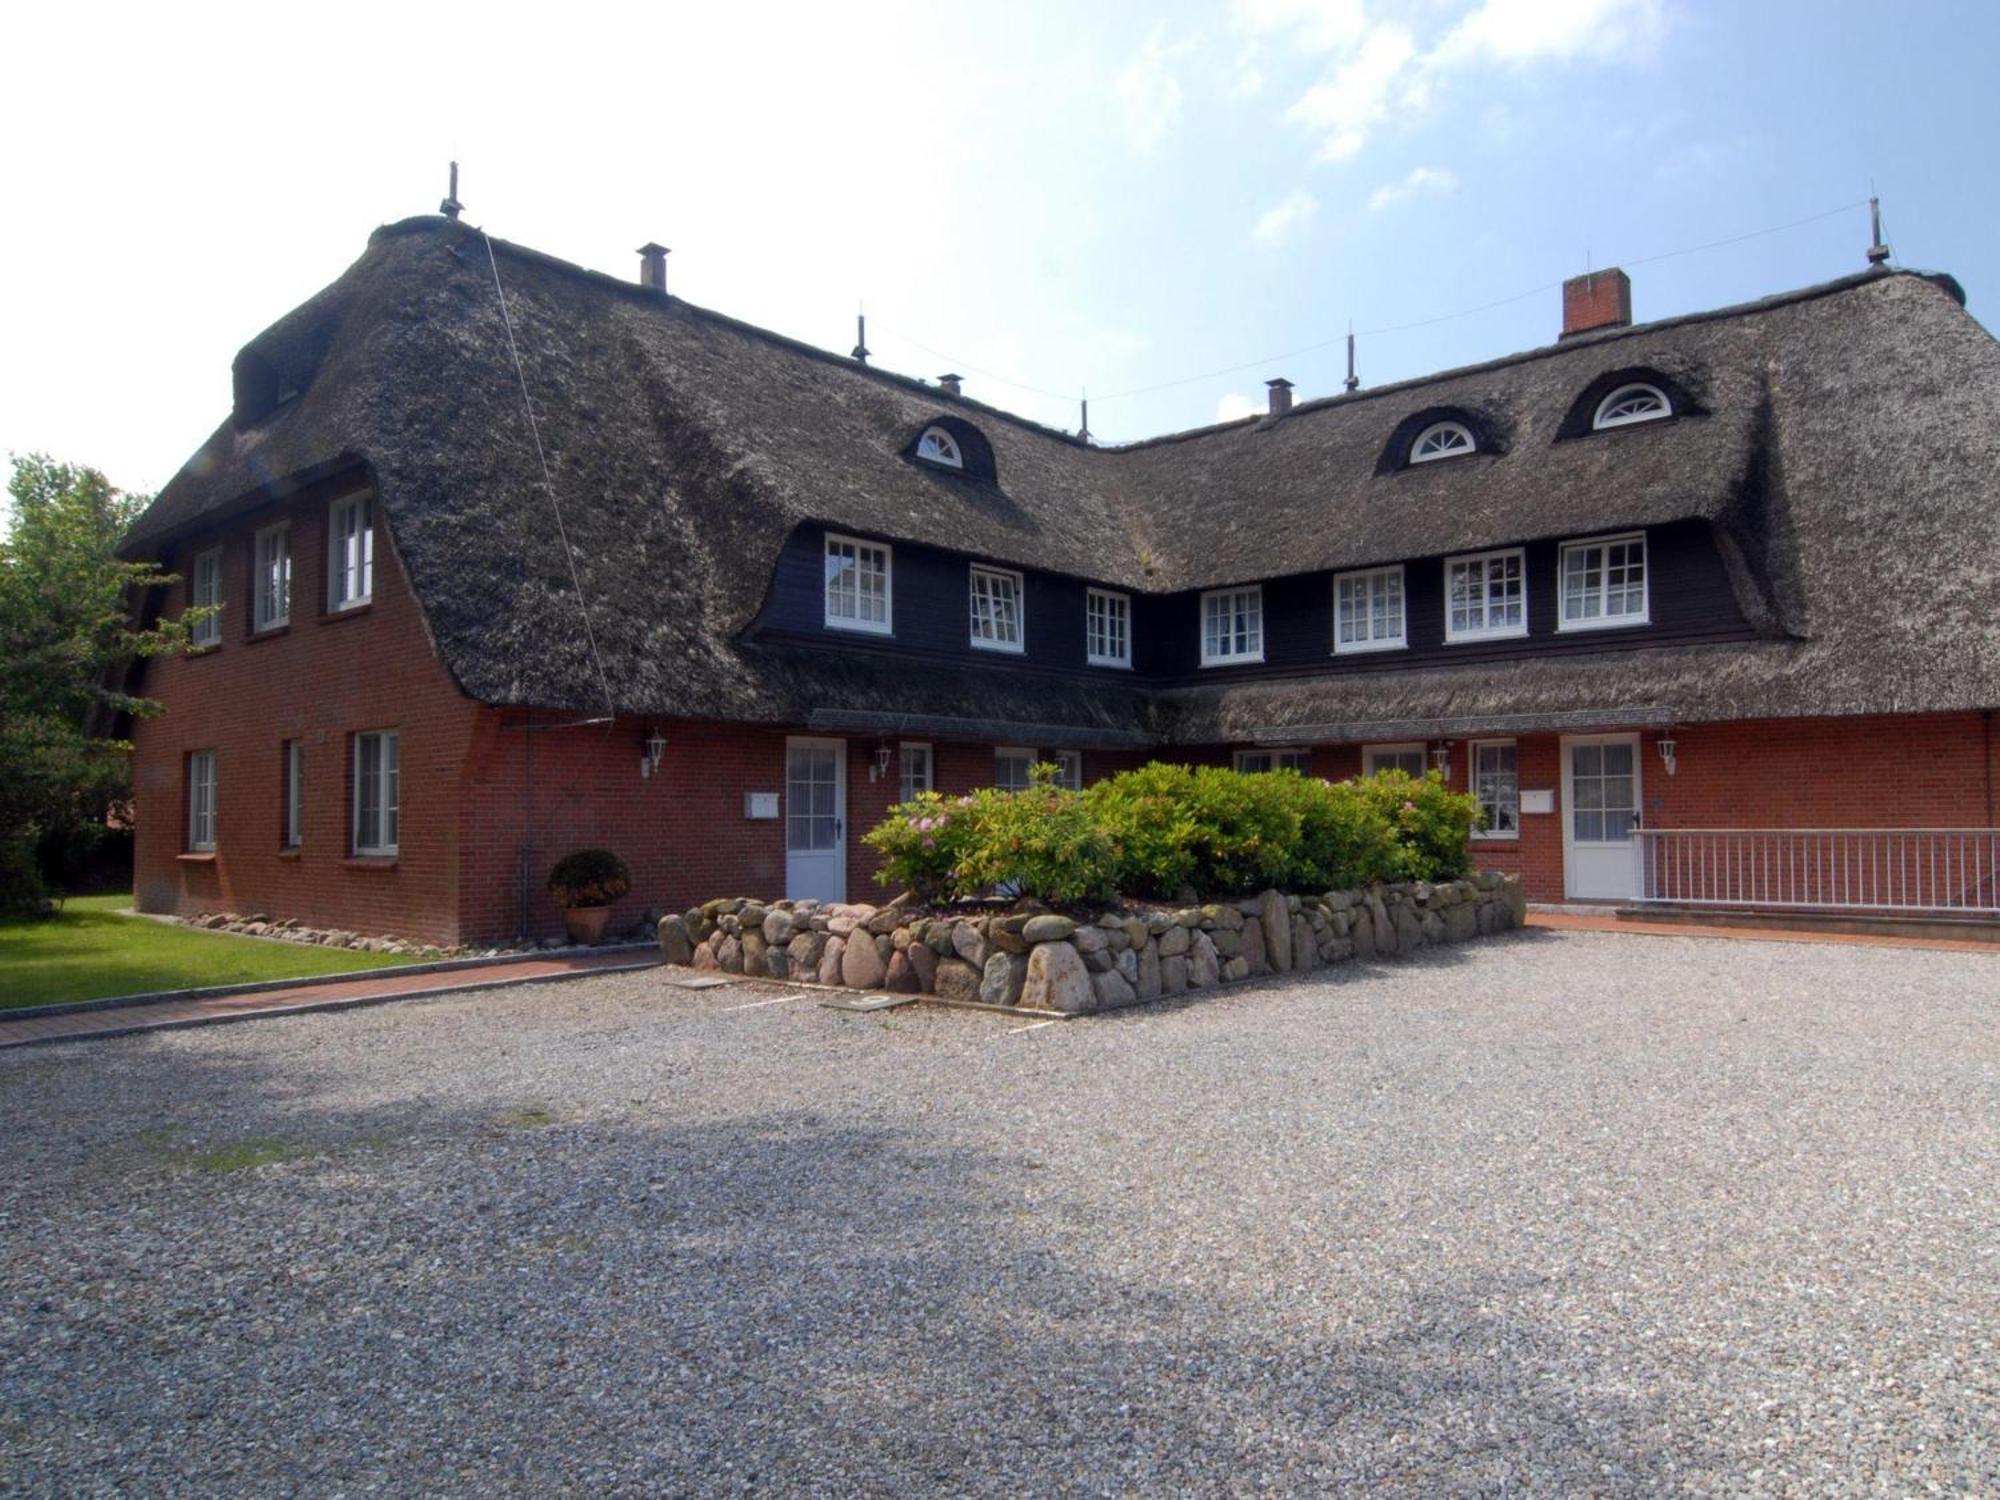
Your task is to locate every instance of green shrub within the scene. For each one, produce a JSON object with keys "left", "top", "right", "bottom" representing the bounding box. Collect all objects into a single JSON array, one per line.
[
  {"left": 546, "top": 849, "right": 632, "bottom": 909},
  {"left": 1345, "top": 770, "right": 1478, "bottom": 881},
  {"left": 950, "top": 766, "right": 1120, "bottom": 903},
  {"left": 861, "top": 790, "right": 975, "bottom": 902},
  {"left": 860, "top": 760, "right": 1479, "bottom": 904}
]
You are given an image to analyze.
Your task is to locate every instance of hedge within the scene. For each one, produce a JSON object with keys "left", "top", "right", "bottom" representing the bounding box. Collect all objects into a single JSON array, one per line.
[{"left": 864, "top": 762, "right": 1480, "bottom": 904}]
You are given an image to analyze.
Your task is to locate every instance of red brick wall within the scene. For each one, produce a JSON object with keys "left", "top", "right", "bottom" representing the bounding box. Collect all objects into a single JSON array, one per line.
[
  {"left": 1179, "top": 713, "right": 1997, "bottom": 905},
  {"left": 131, "top": 480, "right": 481, "bottom": 946}
]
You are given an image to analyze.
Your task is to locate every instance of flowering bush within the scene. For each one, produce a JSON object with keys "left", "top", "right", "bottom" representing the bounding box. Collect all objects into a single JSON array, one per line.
[
  {"left": 859, "top": 791, "right": 973, "bottom": 901},
  {"left": 862, "top": 760, "right": 1478, "bottom": 903}
]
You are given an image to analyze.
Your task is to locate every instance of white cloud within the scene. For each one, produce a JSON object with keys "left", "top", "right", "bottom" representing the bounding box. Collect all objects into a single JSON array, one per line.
[
  {"left": 1217, "top": 392, "right": 1260, "bottom": 422},
  {"left": 1116, "top": 25, "right": 1187, "bottom": 154},
  {"left": 1284, "top": 23, "right": 1416, "bottom": 162},
  {"left": 1232, "top": 0, "right": 1367, "bottom": 54},
  {"left": 1253, "top": 188, "right": 1320, "bottom": 244},
  {"left": 1368, "top": 165, "right": 1458, "bottom": 211},
  {"left": 1430, "top": 0, "right": 1667, "bottom": 69},
  {"left": 1250, "top": 0, "right": 1666, "bottom": 164}
]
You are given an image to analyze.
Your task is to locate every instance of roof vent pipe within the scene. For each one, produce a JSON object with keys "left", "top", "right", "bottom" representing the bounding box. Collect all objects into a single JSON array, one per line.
[
  {"left": 938, "top": 373, "right": 963, "bottom": 397},
  {"left": 1266, "top": 377, "right": 1294, "bottom": 416},
  {"left": 637, "top": 242, "right": 670, "bottom": 294},
  {"left": 1866, "top": 195, "right": 1891, "bottom": 267},
  {"left": 1560, "top": 268, "right": 1631, "bottom": 338}
]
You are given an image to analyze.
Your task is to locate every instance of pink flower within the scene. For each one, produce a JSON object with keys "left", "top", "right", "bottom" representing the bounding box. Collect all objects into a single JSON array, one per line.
[{"left": 921, "top": 837, "right": 937, "bottom": 850}]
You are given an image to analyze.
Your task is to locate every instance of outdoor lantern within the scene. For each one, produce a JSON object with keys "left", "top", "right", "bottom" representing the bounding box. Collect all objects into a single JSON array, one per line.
[
  {"left": 1430, "top": 741, "right": 1452, "bottom": 778},
  {"left": 641, "top": 728, "right": 667, "bottom": 779},
  {"left": 871, "top": 742, "right": 893, "bottom": 783},
  {"left": 1657, "top": 732, "right": 1678, "bottom": 777}
]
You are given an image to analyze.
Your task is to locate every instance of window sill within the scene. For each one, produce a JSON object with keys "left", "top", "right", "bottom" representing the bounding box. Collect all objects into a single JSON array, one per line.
[
  {"left": 278, "top": 847, "right": 303, "bottom": 861},
  {"left": 1199, "top": 655, "right": 1265, "bottom": 669},
  {"left": 1444, "top": 629, "right": 1528, "bottom": 646},
  {"left": 186, "top": 643, "right": 221, "bottom": 658},
  {"left": 1332, "top": 639, "right": 1407, "bottom": 657},
  {"left": 1085, "top": 657, "right": 1134, "bottom": 671},
  {"left": 969, "top": 640, "right": 1026, "bottom": 655},
  {"left": 177, "top": 852, "right": 217, "bottom": 863},
  {"left": 342, "top": 855, "right": 399, "bottom": 870},
  {"left": 1470, "top": 833, "right": 1521, "bottom": 844},
  {"left": 824, "top": 618, "right": 894, "bottom": 638},
  {"left": 319, "top": 602, "right": 374, "bottom": 624},
  {"left": 1555, "top": 615, "right": 1650, "bottom": 635},
  {"left": 247, "top": 623, "right": 292, "bottom": 644}
]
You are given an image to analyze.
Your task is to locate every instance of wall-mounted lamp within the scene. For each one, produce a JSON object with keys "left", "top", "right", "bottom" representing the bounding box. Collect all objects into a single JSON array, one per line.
[
  {"left": 1656, "top": 732, "right": 1678, "bottom": 777},
  {"left": 868, "top": 741, "right": 893, "bottom": 783},
  {"left": 640, "top": 727, "right": 667, "bottom": 779},
  {"left": 1429, "top": 740, "right": 1453, "bottom": 778}
]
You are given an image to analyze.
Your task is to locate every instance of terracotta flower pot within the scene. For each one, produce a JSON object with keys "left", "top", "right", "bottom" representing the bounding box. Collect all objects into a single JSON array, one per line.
[{"left": 562, "top": 906, "right": 612, "bottom": 946}]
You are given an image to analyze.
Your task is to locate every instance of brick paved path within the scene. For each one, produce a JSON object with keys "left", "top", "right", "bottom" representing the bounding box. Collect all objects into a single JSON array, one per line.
[{"left": 0, "top": 949, "right": 657, "bottom": 1049}]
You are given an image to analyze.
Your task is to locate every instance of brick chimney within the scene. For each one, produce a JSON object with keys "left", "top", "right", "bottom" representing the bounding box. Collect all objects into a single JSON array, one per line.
[
  {"left": 1561, "top": 268, "right": 1630, "bottom": 338},
  {"left": 938, "top": 372, "right": 963, "bottom": 397},
  {"left": 637, "top": 242, "right": 669, "bottom": 294},
  {"left": 1266, "top": 377, "right": 1294, "bottom": 416}
]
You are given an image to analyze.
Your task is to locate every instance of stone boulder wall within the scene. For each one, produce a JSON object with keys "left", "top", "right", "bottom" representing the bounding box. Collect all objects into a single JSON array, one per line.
[{"left": 658, "top": 874, "right": 1526, "bottom": 1016}]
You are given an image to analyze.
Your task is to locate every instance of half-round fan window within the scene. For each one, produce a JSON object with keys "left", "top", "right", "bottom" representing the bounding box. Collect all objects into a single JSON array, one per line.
[
  {"left": 1592, "top": 383, "right": 1671, "bottom": 430},
  {"left": 915, "top": 426, "right": 964, "bottom": 468},
  {"left": 1409, "top": 421, "right": 1476, "bottom": 464}
]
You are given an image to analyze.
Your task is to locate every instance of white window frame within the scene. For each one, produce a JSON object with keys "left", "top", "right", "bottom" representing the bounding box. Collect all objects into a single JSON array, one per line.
[
  {"left": 994, "top": 746, "right": 1034, "bottom": 791},
  {"left": 1200, "top": 585, "right": 1264, "bottom": 666},
  {"left": 915, "top": 426, "right": 964, "bottom": 468},
  {"left": 1054, "top": 750, "right": 1083, "bottom": 791},
  {"left": 284, "top": 740, "right": 304, "bottom": 848},
  {"left": 1085, "top": 587, "right": 1132, "bottom": 669},
  {"left": 1234, "top": 748, "right": 1311, "bottom": 775},
  {"left": 328, "top": 494, "right": 374, "bottom": 612},
  {"left": 253, "top": 522, "right": 291, "bottom": 632},
  {"left": 1470, "top": 739, "right": 1519, "bottom": 841},
  {"left": 1444, "top": 547, "right": 1528, "bottom": 643},
  {"left": 352, "top": 729, "right": 400, "bottom": 857},
  {"left": 1363, "top": 742, "right": 1428, "bottom": 778},
  {"left": 1410, "top": 420, "right": 1475, "bottom": 464},
  {"left": 969, "top": 564, "right": 1025, "bottom": 654},
  {"left": 190, "top": 547, "right": 223, "bottom": 647},
  {"left": 1592, "top": 383, "right": 1672, "bottom": 430},
  {"left": 823, "top": 532, "right": 893, "bottom": 636},
  {"left": 1557, "top": 531, "right": 1650, "bottom": 632},
  {"left": 1333, "top": 565, "right": 1406, "bottom": 655},
  {"left": 187, "top": 750, "right": 217, "bottom": 852},
  {"left": 898, "top": 742, "right": 933, "bottom": 803}
]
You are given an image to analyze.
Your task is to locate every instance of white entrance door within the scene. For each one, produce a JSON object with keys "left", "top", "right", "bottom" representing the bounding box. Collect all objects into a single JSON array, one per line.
[
  {"left": 785, "top": 738, "right": 846, "bottom": 903},
  {"left": 1563, "top": 734, "right": 1643, "bottom": 900}
]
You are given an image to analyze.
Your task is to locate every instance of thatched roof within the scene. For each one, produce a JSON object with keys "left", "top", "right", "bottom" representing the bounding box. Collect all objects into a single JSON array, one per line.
[{"left": 126, "top": 216, "right": 2000, "bottom": 744}]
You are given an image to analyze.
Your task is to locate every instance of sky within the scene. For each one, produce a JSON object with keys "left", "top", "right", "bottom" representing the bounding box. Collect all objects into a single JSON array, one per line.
[{"left": 2, "top": 0, "right": 1996, "bottom": 498}]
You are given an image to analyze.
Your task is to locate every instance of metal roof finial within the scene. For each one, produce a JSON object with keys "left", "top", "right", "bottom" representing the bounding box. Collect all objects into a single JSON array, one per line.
[
  {"left": 440, "top": 161, "right": 463, "bottom": 221},
  {"left": 851, "top": 305, "right": 871, "bottom": 365},
  {"left": 1344, "top": 322, "right": 1360, "bottom": 393},
  {"left": 1866, "top": 194, "right": 1891, "bottom": 267}
]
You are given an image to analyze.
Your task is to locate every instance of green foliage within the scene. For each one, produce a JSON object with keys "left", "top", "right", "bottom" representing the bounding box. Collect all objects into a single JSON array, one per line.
[
  {"left": 859, "top": 790, "right": 974, "bottom": 901},
  {"left": 862, "top": 760, "right": 1480, "bottom": 904},
  {"left": 545, "top": 848, "right": 632, "bottom": 909},
  {"left": 947, "top": 765, "right": 1119, "bottom": 904},
  {"left": 0, "top": 455, "right": 187, "bottom": 913}
]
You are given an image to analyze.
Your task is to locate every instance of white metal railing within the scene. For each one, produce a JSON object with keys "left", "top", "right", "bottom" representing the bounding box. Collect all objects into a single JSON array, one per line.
[{"left": 1633, "top": 828, "right": 2000, "bottom": 915}]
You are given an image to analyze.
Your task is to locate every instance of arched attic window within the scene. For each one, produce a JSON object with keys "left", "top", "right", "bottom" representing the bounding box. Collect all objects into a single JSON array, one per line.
[
  {"left": 915, "top": 426, "right": 964, "bottom": 469},
  {"left": 1593, "top": 383, "right": 1672, "bottom": 430},
  {"left": 1409, "top": 420, "right": 1476, "bottom": 464}
]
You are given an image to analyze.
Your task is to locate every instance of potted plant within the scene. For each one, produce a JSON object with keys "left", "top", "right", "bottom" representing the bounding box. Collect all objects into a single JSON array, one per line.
[{"left": 546, "top": 849, "right": 632, "bottom": 946}]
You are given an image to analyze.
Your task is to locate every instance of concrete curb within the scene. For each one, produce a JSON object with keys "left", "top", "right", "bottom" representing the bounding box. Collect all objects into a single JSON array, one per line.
[
  {"left": 0, "top": 959, "right": 662, "bottom": 1051},
  {"left": 0, "top": 942, "right": 658, "bottom": 1022}
]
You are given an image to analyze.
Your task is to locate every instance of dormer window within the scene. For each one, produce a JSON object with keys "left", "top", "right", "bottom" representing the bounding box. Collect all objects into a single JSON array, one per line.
[
  {"left": 915, "top": 426, "right": 964, "bottom": 469},
  {"left": 1410, "top": 421, "right": 1475, "bottom": 464},
  {"left": 1593, "top": 383, "right": 1671, "bottom": 430}
]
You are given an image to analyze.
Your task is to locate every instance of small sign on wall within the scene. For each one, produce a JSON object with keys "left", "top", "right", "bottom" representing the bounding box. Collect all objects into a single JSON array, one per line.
[
  {"left": 744, "top": 791, "right": 780, "bottom": 820},
  {"left": 1520, "top": 789, "right": 1555, "bottom": 815}
]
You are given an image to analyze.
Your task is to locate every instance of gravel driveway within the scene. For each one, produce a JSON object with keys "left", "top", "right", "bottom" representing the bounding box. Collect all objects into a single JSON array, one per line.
[{"left": 2, "top": 928, "right": 1994, "bottom": 1496}]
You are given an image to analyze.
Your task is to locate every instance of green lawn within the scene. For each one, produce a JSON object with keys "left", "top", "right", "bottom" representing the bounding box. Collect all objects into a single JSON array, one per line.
[{"left": 0, "top": 895, "right": 425, "bottom": 1010}]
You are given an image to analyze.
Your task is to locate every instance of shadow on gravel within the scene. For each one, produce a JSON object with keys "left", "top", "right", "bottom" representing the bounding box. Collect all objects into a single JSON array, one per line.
[{"left": 1, "top": 1038, "right": 1712, "bottom": 1496}]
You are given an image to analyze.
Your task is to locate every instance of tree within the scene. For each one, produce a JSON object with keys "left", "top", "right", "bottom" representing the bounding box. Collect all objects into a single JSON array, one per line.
[{"left": 0, "top": 455, "right": 195, "bottom": 912}]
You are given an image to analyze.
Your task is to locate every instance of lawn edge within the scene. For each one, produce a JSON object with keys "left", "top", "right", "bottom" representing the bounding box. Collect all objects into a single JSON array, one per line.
[{"left": 1, "top": 942, "right": 658, "bottom": 1020}]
